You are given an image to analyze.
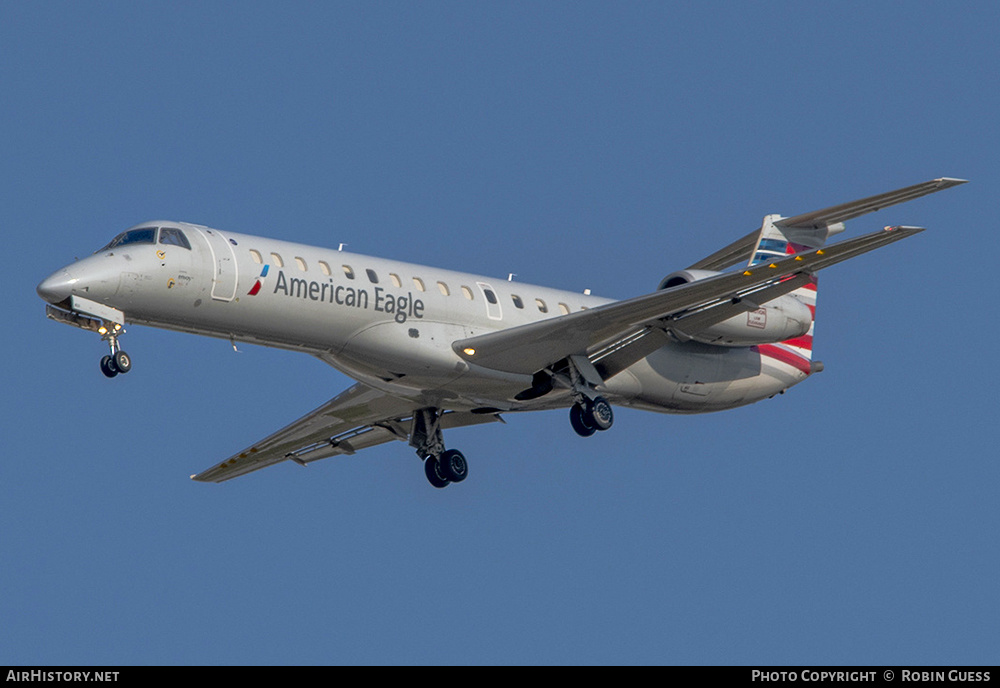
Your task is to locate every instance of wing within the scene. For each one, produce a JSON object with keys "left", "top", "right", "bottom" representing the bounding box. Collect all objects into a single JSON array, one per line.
[
  {"left": 687, "top": 177, "right": 966, "bottom": 270},
  {"left": 453, "top": 225, "right": 924, "bottom": 376},
  {"left": 191, "top": 382, "right": 501, "bottom": 483}
]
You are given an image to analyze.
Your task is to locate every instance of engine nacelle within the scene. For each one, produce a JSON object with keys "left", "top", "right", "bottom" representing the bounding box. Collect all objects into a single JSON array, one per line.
[
  {"left": 657, "top": 269, "right": 722, "bottom": 291},
  {"left": 657, "top": 269, "right": 812, "bottom": 347}
]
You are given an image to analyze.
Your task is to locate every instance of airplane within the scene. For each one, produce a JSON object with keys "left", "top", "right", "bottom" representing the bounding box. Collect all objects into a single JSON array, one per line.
[{"left": 37, "top": 178, "right": 965, "bottom": 488}]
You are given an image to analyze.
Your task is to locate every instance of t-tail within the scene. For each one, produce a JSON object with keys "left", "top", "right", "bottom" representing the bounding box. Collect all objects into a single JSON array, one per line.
[
  {"left": 747, "top": 214, "right": 824, "bottom": 370},
  {"left": 744, "top": 178, "right": 968, "bottom": 372}
]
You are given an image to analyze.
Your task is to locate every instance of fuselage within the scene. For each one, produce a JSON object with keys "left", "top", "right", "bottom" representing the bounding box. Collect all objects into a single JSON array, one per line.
[{"left": 37, "top": 221, "right": 811, "bottom": 414}]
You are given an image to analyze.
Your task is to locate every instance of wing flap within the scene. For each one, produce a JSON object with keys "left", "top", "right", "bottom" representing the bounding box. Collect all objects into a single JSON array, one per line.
[
  {"left": 191, "top": 383, "right": 417, "bottom": 483},
  {"left": 191, "top": 383, "right": 504, "bottom": 483},
  {"left": 455, "top": 226, "right": 924, "bottom": 376}
]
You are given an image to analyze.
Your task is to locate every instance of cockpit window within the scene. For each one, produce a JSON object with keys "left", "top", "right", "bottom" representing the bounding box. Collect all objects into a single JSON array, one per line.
[
  {"left": 160, "top": 227, "right": 191, "bottom": 251},
  {"left": 100, "top": 227, "right": 157, "bottom": 252},
  {"left": 159, "top": 228, "right": 191, "bottom": 250}
]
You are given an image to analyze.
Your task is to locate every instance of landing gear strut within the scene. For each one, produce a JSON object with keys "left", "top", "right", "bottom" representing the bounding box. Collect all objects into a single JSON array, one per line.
[
  {"left": 411, "top": 408, "right": 469, "bottom": 489},
  {"left": 98, "top": 325, "right": 132, "bottom": 378},
  {"left": 537, "top": 356, "right": 614, "bottom": 438}
]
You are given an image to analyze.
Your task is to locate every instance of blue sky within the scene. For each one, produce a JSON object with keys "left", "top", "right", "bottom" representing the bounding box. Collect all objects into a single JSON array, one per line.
[{"left": 2, "top": 2, "right": 997, "bottom": 665}]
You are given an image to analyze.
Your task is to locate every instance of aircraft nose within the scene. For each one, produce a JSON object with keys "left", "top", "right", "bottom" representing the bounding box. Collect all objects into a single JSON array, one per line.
[{"left": 36, "top": 268, "right": 76, "bottom": 306}]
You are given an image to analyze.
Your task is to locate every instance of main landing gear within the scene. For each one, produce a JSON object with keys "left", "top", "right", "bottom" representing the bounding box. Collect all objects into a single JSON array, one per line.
[
  {"left": 98, "top": 324, "right": 132, "bottom": 378},
  {"left": 411, "top": 408, "right": 469, "bottom": 489},
  {"left": 569, "top": 395, "right": 614, "bottom": 437},
  {"left": 414, "top": 394, "right": 614, "bottom": 488},
  {"left": 527, "top": 357, "right": 614, "bottom": 439},
  {"left": 424, "top": 448, "right": 469, "bottom": 488}
]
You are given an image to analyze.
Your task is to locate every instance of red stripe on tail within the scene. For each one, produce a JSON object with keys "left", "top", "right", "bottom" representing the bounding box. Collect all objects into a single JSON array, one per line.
[{"left": 756, "top": 344, "right": 812, "bottom": 375}]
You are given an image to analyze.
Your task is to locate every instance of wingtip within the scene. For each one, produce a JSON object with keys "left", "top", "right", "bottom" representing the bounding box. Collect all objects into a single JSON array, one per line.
[{"left": 936, "top": 177, "right": 969, "bottom": 186}]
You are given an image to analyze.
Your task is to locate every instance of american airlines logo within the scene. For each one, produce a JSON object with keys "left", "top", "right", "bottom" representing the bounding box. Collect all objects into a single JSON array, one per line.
[{"left": 247, "top": 265, "right": 269, "bottom": 296}]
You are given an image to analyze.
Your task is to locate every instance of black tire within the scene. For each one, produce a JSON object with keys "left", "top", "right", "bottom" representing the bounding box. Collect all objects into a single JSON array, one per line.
[
  {"left": 439, "top": 449, "right": 468, "bottom": 483},
  {"left": 424, "top": 456, "right": 450, "bottom": 488},
  {"left": 100, "top": 355, "right": 118, "bottom": 378},
  {"left": 113, "top": 350, "right": 132, "bottom": 374},
  {"left": 570, "top": 403, "right": 596, "bottom": 437},
  {"left": 587, "top": 396, "right": 614, "bottom": 431}
]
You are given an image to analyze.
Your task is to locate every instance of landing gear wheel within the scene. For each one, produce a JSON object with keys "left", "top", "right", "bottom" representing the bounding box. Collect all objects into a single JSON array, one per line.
[
  {"left": 438, "top": 449, "right": 468, "bottom": 483},
  {"left": 570, "top": 403, "right": 596, "bottom": 437},
  {"left": 100, "top": 355, "right": 118, "bottom": 378},
  {"left": 424, "top": 456, "right": 451, "bottom": 488},
  {"left": 587, "top": 396, "right": 614, "bottom": 431},
  {"left": 113, "top": 350, "right": 132, "bottom": 374}
]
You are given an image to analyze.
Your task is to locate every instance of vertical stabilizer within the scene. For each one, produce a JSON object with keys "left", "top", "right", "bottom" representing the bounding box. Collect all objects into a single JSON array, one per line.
[{"left": 748, "top": 215, "right": 821, "bottom": 364}]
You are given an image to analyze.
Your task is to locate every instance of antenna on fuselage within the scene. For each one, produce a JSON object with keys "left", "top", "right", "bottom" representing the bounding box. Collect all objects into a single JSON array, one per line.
[{"left": 339, "top": 243, "right": 347, "bottom": 252}]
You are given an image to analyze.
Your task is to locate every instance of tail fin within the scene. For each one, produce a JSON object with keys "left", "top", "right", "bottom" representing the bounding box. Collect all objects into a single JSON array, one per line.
[
  {"left": 748, "top": 216, "right": 819, "bottom": 363},
  {"left": 744, "top": 178, "right": 968, "bottom": 365}
]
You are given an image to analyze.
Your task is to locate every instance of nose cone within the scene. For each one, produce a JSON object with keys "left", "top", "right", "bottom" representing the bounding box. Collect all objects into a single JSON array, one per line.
[{"left": 37, "top": 268, "right": 77, "bottom": 306}]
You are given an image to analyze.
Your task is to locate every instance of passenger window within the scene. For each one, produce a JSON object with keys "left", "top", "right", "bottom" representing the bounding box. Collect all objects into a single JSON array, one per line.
[
  {"left": 512, "top": 295, "right": 524, "bottom": 309},
  {"left": 536, "top": 298, "right": 548, "bottom": 313},
  {"left": 295, "top": 257, "right": 307, "bottom": 272},
  {"left": 437, "top": 281, "right": 450, "bottom": 296},
  {"left": 270, "top": 253, "right": 284, "bottom": 268},
  {"left": 558, "top": 303, "right": 570, "bottom": 315},
  {"left": 318, "top": 261, "right": 331, "bottom": 276},
  {"left": 366, "top": 269, "right": 379, "bottom": 284},
  {"left": 484, "top": 289, "right": 498, "bottom": 304},
  {"left": 249, "top": 249, "right": 263, "bottom": 264},
  {"left": 413, "top": 277, "right": 425, "bottom": 292},
  {"left": 461, "top": 286, "right": 474, "bottom": 300},
  {"left": 342, "top": 265, "right": 355, "bottom": 279},
  {"left": 159, "top": 228, "right": 191, "bottom": 250},
  {"left": 389, "top": 273, "right": 402, "bottom": 288}
]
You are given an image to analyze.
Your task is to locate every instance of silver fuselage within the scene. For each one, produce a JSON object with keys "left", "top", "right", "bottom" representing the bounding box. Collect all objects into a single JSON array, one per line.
[{"left": 37, "top": 221, "right": 809, "bottom": 415}]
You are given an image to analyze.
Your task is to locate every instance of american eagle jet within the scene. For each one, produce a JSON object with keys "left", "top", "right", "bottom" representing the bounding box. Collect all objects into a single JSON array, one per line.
[{"left": 37, "top": 178, "right": 965, "bottom": 487}]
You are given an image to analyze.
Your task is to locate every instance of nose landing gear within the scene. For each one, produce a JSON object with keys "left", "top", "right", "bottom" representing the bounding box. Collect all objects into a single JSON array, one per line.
[
  {"left": 98, "top": 325, "right": 132, "bottom": 378},
  {"left": 43, "top": 296, "right": 133, "bottom": 379}
]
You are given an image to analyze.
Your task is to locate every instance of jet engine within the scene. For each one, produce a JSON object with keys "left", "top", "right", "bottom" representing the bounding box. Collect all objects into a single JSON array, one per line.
[
  {"left": 657, "top": 269, "right": 812, "bottom": 347},
  {"left": 657, "top": 269, "right": 723, "bottom": 291}
]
